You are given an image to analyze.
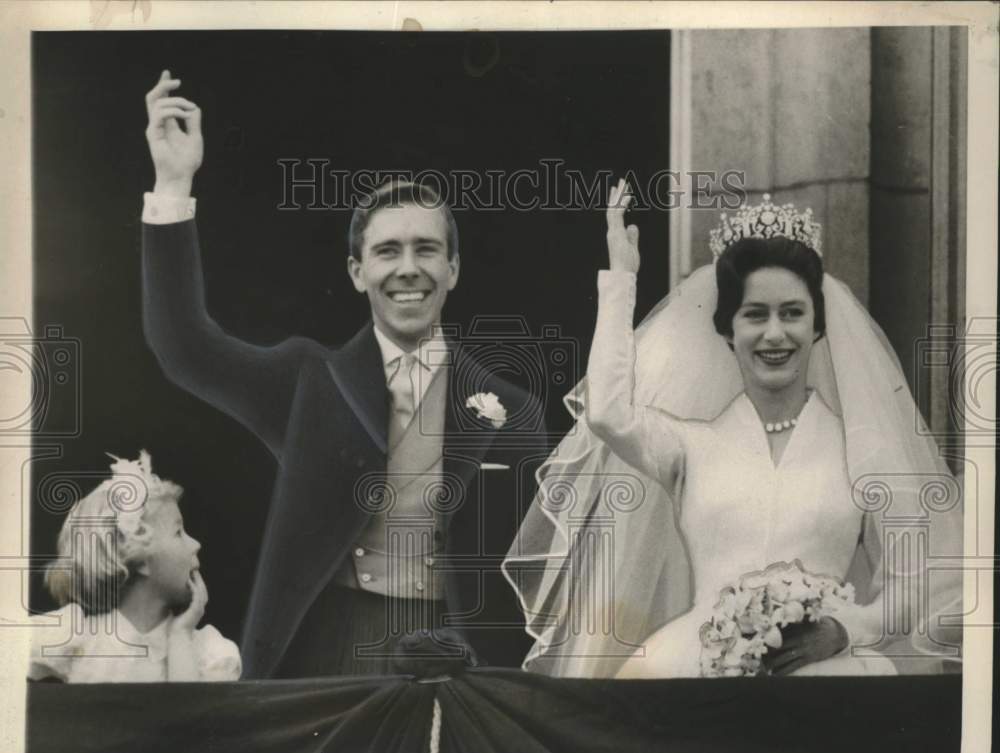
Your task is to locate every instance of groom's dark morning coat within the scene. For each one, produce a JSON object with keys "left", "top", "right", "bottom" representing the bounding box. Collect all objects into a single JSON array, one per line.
[{"left": 142, "top": 220, "right": 546, "bottom": 679}]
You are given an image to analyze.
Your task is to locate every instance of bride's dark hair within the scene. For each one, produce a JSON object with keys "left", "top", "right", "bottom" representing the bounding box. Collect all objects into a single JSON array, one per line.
[{"left": 712, "top": 236, "right": 826, "bottom": 339}]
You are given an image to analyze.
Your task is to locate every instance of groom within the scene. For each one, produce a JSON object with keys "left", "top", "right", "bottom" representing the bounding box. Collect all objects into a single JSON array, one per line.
[{"left": 141, "top": 71, "right": 546, "bottom": 678}]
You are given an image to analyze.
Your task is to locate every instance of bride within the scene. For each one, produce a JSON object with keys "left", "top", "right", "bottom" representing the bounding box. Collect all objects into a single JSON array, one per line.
[{"left": 503, "top": 179, "right": 963, "bottom": 678}]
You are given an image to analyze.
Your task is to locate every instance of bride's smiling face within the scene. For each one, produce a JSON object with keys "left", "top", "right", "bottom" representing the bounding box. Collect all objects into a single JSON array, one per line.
[{"left": 729, "top": 267, "right": 816, "bottom": 395}]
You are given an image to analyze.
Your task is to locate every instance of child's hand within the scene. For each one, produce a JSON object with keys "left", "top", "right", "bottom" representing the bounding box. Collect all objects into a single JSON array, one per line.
[
  {"left": 166, "top": 571, "right": 208, "bottom": 681},
  {"left": 172, "top": 570, "right": 208, "bottom": 634}
]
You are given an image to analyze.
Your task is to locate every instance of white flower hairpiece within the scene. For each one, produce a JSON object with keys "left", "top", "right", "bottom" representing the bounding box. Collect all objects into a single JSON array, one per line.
[
  {"left": 102, "top": 450, "right": 176, "bottom": 536},
  {"left": 465, "top": 392, "right": 507, "bottom": 429},
  {"left": 709, "top": 193, "right": 822, "bottom": 259}
]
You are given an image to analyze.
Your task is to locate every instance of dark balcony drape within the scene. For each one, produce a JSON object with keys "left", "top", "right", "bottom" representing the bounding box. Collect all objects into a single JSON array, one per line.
[{"left": 27, "top": 671, "right": 961, "bottom": 753}]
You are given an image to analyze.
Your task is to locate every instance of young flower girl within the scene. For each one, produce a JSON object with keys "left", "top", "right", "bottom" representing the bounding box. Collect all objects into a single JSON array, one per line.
[{"left": 29, "top": 451, "right": 241, "bottom": 682}]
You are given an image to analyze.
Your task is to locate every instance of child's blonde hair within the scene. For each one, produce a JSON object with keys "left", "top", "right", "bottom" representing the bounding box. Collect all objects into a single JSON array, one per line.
[{"left": 44, "top": 451, "right": 183, "bottom": 614}]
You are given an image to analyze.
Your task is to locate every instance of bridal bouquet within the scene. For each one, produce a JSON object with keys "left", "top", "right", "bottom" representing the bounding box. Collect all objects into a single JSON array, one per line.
[{"left": 698, "top": 560, "right": 855, "bottom": 677}]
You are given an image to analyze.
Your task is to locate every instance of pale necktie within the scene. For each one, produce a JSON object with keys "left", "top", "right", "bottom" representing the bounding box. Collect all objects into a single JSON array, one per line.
[{"left": 388, "top": 353, "right": 418, "bottom": 438}]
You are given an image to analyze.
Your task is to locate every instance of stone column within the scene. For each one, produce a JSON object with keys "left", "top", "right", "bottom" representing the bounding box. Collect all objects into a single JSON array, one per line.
[{"left": 869, "top": 26, "right": 966, "bottom": 441}]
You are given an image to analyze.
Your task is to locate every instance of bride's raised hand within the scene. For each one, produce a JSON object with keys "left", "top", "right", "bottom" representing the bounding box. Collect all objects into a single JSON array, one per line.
[{"left": 606, "top": 178, "right": 640, "bottom": 274}]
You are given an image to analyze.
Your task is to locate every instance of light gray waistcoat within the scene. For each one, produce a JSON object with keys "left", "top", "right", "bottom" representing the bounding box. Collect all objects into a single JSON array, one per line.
[{"left": 335, "top": 364, "right": 448, "bottom": 600}]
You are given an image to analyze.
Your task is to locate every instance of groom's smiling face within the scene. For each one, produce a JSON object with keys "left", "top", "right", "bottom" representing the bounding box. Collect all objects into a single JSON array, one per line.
[{"left": 348, "top": 203, "right": 460, "bottom": 351}]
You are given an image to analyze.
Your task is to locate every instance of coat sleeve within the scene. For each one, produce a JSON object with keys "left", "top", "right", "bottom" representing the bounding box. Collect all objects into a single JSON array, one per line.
[{"left": 142, "top": 220, "right": 308, "bottom": 458}]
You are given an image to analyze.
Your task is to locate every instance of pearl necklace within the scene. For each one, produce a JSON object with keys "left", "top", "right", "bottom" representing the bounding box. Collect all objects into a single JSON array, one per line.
[
  {"left": 761, "top": 392, "right": 810, "bottom": 434},
  {"left": 764, "top": 417, "right": 797, "bottom": 433}
]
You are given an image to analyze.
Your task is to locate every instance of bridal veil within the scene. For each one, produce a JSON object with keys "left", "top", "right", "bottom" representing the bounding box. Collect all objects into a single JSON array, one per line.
[{"left": 502, "top": 264, "right": 964, "bottom": 677}]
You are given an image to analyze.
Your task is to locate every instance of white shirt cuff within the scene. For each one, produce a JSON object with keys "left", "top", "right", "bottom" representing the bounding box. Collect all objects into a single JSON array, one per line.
[{"left": 143, "top": 192, "right": 196, "bottom": 224}]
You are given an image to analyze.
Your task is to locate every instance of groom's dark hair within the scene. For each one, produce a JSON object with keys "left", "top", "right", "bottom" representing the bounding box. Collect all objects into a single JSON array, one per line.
[
  {"left": 348, "top": 180, "right": 459, "bottom": 261},
  {"left": 713, "top": 236, "right": 826, "bottom": 340}
]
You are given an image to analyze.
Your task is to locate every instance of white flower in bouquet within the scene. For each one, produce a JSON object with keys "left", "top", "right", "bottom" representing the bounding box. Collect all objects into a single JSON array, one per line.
[
  {"left": 698, "top": 559, "right": 856, "bottom": 677},
  {"left": 741, "top": 572, "right": 770, "bottom": 590},
  {"left": 762, "top": 625, "right": 783, "bottom": 649},
  {"left": 736, "top": 589, "right": 768, "bottom": 635},
  {"left": 771, "top": 600, "right": 805, "bottom": 628},
  {"left": 716, "top": 587, "right": 739, "bottom": 619},
  {"left": 766, "top": 580, "right": 791, "bottom": 603},
  {"left": 723, "top": 639, "right": 749, "bottom": 668}
]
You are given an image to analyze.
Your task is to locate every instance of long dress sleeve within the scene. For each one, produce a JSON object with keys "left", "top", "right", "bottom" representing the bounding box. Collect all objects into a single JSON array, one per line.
[
  {"left": 142, "top": 219, "right": 310, "bottom": 458},
  {"left": 585, "top": 270, "right": 684, "bottom": 491}
]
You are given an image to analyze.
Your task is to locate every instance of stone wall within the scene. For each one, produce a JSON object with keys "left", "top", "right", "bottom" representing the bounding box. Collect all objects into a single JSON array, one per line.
[{"left": 687, "top": 28, "right": 871, "bottom": 302}]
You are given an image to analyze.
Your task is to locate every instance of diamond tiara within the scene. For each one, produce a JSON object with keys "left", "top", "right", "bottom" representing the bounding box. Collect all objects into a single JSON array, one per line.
[{"left": 708, "top": 193, "right": 822, "bottom": 259}]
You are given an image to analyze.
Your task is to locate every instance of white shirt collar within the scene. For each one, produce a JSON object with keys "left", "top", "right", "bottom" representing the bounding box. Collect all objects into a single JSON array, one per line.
[{"left": 371, "top": 323, "right": 449, "bottom": 375}]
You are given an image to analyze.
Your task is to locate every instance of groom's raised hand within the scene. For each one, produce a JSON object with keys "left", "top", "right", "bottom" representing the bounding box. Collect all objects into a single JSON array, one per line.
[{"left": 145, "top": 69, "right": 202, "bottom": 198}]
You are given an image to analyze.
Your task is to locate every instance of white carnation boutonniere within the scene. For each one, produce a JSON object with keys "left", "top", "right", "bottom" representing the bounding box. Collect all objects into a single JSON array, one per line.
[{"left": 465, "top": 392, "right": 507, "bottom": 429}]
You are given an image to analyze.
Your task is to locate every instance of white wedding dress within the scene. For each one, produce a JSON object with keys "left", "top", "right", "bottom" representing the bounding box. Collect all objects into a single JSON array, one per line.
[
  {"left": 579, "top": 270, "right": 895, "bottom": 677},
  {"left": 605, "top": 391, "right": 897, "bottom": 677},
  {"left": 504, "top": 267, "right": 961, "bottom": 678}
]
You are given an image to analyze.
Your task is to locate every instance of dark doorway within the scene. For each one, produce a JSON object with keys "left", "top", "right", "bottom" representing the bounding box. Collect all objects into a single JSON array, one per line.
[{"left": 30, "top": 30, "right": 672, "bottom": 640}]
